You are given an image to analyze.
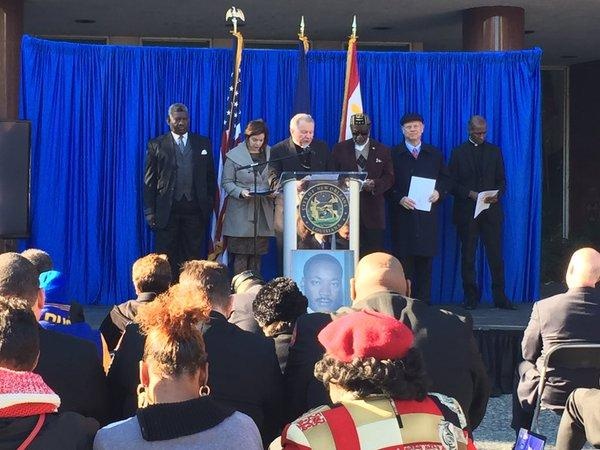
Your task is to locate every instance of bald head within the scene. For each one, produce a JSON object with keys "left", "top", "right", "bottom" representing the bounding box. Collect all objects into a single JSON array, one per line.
[
  {"left": 351, "top": 252, "right": 409, "bottom": 301},
  {"left": 565, "top": 248, "right": 600, "bottom": 289}
]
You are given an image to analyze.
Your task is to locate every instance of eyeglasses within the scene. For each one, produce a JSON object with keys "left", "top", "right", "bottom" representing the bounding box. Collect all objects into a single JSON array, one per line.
[{"left": 351, "top": 130, "right": 369, "bottom": 136}]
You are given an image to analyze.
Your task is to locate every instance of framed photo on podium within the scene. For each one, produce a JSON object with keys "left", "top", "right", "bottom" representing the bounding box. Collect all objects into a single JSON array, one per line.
[
  {"left": 290, "top": 249, "right": 355, "bottom": 313},
  {"left": 280, "top": 171, "right": 366, "bottom": 278}
]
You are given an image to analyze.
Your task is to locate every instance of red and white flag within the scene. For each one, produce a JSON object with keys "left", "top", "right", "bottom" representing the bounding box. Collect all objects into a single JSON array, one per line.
[
  {"left": 209, "top": 31, "right": 244, "bottom": 262},
  {"left": 339, "top": 35, "right": 363, "bottom": 141}
]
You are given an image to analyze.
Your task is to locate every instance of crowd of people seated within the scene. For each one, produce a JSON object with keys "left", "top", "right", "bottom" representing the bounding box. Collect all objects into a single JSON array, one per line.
[{"left": 0, "top": 246, "right": 598, "bottom": 449}]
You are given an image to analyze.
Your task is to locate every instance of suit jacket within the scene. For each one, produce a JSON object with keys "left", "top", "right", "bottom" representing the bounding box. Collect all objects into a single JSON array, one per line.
[
  {"left": 273, "top": 329, "right": 294, "bottom": 374},
  {"left": 99, "top": 292, "right": 156, "bottom": 352},
  {"left": 449, "top": 140, "right": 506, "bottom": 225},
  {"left": 268, "top": 138, "right": 331, "bottom": 191},
  {"left": 389, "top": 143, "right": 451, "bottom": 256},
  {"left": 284, "top": 291, "right": 490, "bottom": 430},
  {"left": 221, "top": 142, "right": 274, "bottom": 237},
  {"left": 330, "top": 138, "right": 394, "bottom": 230},
  {"left": 518, "top": 287, "right": 600, "bottom": 410},
  {"left": 143, "top": 132, "right": 217, "bottom": 229},
  {"left": 36, "top": 327, "right": 109, "bottom": 424},
  {"left": 107, "top": 311, "right": 283, "bottom": 446}
]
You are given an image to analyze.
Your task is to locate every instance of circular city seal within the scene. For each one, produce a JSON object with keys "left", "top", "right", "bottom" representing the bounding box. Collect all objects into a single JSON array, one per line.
[{"left": 299, "top": 183, "right": 349, "bottom": 235}]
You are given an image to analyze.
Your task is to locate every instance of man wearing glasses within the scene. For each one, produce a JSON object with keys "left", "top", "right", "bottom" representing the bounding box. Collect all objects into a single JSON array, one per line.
[
  {"left": 389, "top": 113, "right": 451, "bottom": 305},
  {"left": 331, "top": 113, "right": 394, "bottom": 257}
]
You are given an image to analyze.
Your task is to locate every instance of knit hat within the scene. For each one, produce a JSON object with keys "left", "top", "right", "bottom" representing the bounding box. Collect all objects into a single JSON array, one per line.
[
  {"left": 253, "top": 277, "right": 308, "bottom": 326},
  {"left": 0, "top": 368, "right": 60, "bottom": 417},
  {"left": 39, "top": 270, "right": 67, "bottom": 303},
  {"left": 317, "top": 310, "right": 414, "bottom": 362}
]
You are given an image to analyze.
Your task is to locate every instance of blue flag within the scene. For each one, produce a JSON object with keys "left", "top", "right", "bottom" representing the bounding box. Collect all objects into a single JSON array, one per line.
[{"left": 293, "top": 40, "right": 310, "bottom": 115}]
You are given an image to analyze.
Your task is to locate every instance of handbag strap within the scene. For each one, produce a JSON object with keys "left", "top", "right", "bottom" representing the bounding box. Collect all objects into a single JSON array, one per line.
[{"left": 17, "top": 413, "right": 46, "bottom": 450}]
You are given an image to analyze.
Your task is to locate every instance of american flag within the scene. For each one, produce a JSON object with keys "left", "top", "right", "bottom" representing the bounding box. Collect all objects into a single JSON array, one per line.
[{"left": 209, "top": 31, "right": 244, "bottom": 262}]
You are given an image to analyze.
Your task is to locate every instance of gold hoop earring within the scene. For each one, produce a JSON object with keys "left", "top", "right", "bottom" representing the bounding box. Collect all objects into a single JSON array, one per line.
[
  {"left": 199, "top": 385, "right": 211, "bottom": 397},
  {"left": 137, "top": 383, "right": 149, "bottom": 408}
]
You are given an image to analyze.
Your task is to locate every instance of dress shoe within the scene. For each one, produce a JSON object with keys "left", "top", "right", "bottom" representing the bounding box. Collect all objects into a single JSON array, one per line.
[{"left": 495, "top": 301, "right": 517, "bottom": 310}]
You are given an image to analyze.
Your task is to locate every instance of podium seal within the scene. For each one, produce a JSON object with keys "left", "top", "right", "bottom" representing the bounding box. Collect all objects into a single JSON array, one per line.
[{"left": 299, "top": 183, "right": 349, "bottom": 235}]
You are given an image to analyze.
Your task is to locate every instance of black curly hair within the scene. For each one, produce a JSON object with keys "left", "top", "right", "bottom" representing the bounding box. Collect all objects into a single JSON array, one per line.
[
  {"left": 253, "top": 277, "right": 308, "bottom": 335},
  {"left": 314, "top": 347, "right": 430, "bottom": 401}
]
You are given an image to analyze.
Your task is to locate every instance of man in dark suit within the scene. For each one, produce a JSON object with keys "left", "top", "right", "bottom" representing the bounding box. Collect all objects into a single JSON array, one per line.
[
  {"left": 512, "top": 247, "right": 600, "bottom": 432},
  {"left": 389, "top": 113, "right": 450, "bottom": 304},
  {"left": 449, "top": 115, "right": 514, "bottom": 310},
  {"left": 143, "top": 103, "right": 216, "bottom": 278},
  {"left": 107, "top": 260, "right": 283, "bottom": 446},
  {"left": 284, "top": 252, "right": 490, "bottom": 430},
  {"left": 268, "top": 113, "right": 332, "bottom": 272},
  {"left": 0, "top": 252, "right": 109, "bottom": 424},
  {"left": 331, "top": 113, "right": 394, "bottom": 256},
  {"left": 99, "top": 253, "right": 171, "bottom": 351}
]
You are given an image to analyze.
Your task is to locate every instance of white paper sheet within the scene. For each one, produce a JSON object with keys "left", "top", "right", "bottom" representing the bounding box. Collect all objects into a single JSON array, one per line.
[
  {"left": 474, "top": 190, "right": 500, "bottom": 219},
  {"left": 408, "top": 176, "right": 436, "bottom": 212}
]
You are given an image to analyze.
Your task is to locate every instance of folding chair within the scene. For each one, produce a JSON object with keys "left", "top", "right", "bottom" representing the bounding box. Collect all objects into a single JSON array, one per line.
[{"left": 531, "top": 343, "right": 600, "bottom": 433}]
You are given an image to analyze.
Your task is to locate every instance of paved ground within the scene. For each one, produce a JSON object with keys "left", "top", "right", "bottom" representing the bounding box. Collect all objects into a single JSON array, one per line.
[{"left": 474, "top": 394, "right": 593, "bottom": 449}]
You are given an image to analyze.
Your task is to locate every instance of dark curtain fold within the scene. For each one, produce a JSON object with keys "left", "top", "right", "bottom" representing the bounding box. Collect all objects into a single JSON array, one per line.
[
  {"left": 20, "top": 36, "right": 541, "bottom": 306},
  {"left": 474, "top": 329, "right": 524, "bottom": 395}
]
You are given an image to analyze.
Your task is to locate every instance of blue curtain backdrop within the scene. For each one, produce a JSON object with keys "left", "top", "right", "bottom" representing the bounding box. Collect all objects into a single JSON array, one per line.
[{"left": 20, "top": 35, "right": 541, "bottom": 306}]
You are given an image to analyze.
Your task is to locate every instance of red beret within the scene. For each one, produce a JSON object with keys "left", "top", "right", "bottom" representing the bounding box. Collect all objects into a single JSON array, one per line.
[{"left": 317, "top": 310, "right": 414, "bottom": 362}]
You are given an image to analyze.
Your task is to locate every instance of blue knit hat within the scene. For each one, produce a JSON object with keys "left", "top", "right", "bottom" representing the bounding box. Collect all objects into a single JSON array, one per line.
[{"left": 39, "top": 270, "right": 67, "bottom": 303}]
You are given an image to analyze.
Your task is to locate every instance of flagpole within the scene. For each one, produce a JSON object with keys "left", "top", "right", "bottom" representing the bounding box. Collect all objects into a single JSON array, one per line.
[
  {"left": 293, "top": 16, "right": 311, "bottom": 115},
  {"left": 339, "top": 15, "right": 361, "bottom": 141},
  {"left": 298, "top": 16, "right": 310, "bottom": 53},
  {"left": 209, "top": 7, "right": 245, "bottom": 262}
]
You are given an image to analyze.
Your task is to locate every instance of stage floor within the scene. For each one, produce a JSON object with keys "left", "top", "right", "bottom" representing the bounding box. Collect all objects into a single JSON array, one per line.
[
  {"left": 85, "top": 281, "right": 565, "bottom": 331},
  {"left": 84, "top": 302, "right": 534, "bottom": 331},
  {"left": 441, "top": 303, "right": 531, "bottom": 331}
]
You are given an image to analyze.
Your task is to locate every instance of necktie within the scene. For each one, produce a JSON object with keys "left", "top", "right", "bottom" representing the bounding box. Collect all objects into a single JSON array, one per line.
[
  {"left": 178, "top": 136, "right": 185, "bottom": 153},
  {"left": 411, "top": 148, "right": 419, "bottom": 159},
  {"left": 357, "top": 154, "right": 367, "bottom": 171}
]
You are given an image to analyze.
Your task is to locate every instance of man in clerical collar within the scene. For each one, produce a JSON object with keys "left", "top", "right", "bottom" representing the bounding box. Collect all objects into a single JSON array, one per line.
[
  {"left": 268, "top": 113, "right": 333, "bottom": 274},
  {"left": 330, "top": 113, "right": 394, "bottom": 257},
  {"left": 449, "top": 115, "right": 515, "bottom": 310}
]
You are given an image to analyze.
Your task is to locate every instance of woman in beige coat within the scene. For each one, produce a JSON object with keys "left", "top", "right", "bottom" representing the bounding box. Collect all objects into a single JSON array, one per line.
[{"left": 222, "top": 120, "right": 275, "bottom": 275}]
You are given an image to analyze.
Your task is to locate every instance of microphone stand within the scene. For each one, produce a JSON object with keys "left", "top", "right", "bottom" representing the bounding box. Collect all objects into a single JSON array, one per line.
[{"left": 235, "top": 149, "right": 310, "bottom": 263}]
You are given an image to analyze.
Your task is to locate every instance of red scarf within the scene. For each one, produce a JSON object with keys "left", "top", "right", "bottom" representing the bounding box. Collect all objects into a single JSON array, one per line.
[{"left": 0, "top": 368, "right": 60, "bottom": 417}]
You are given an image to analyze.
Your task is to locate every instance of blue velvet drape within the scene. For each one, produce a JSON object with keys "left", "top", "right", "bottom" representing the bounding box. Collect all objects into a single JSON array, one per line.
[{"left": 20, "top": 35, "right": 541, "bottom": 306}]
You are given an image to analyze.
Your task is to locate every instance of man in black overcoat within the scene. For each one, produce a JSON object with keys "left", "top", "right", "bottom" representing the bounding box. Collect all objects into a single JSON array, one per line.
[
  {"left": 143, "top": 103, "right": 216, "bottom": 278},
  {"left": 389, "top": 113, "right": 450, "bottom": 304},
  {"left": 449, "top": 115, "right": 514, "bottom": 310}
]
